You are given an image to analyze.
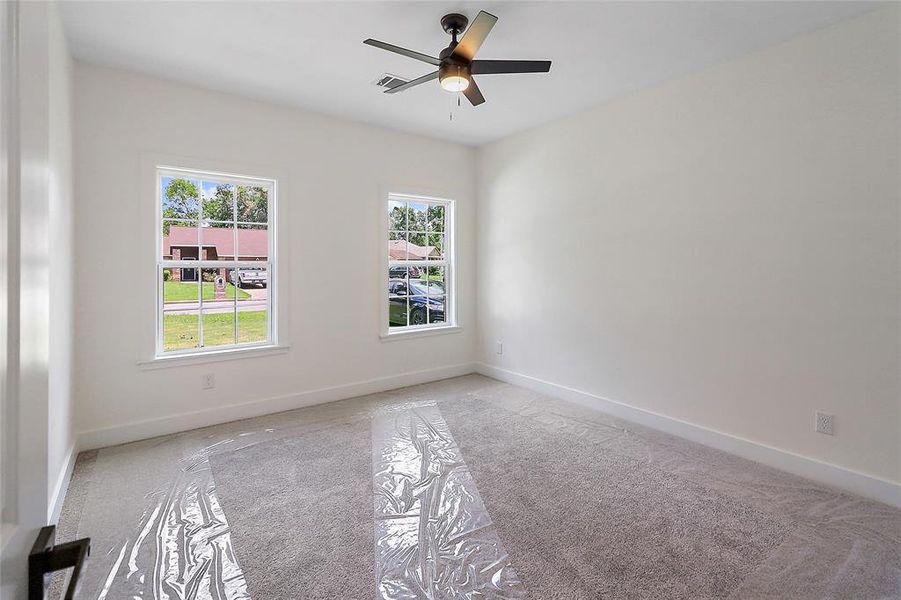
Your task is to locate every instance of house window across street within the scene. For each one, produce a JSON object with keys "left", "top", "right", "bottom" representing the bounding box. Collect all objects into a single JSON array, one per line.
[{"left": 157, "top": 167, "right": 275, "bottom": 355}]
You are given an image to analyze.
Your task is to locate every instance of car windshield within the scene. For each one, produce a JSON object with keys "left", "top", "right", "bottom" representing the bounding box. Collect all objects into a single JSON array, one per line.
[
  {"left": 408, "top": 280, "right": 443, "bottom": 296},
  {"left": 408, "top": 282, "right": 429, "bottom": 295}
]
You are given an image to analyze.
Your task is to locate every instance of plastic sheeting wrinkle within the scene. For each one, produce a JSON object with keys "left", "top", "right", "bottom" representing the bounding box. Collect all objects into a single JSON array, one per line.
[{"left": 372, "top": 404, "right": 526, "bottom": 599}]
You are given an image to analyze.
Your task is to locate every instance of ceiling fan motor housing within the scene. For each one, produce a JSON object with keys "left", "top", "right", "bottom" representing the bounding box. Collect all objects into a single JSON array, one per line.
[
  {"left": 439, "top": 45, "right": 468, "bottom": 66},
  {"left": 440, "top": 13, "right": 469, "bottom": 37}
]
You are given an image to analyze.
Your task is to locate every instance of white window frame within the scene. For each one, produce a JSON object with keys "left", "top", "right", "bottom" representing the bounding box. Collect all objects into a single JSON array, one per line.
[
  {"left": 155, "top": 166, "right": 277, "bottom": 358},
  {"left": 381, "top": 192, "right": 457, "bottom": 339}
]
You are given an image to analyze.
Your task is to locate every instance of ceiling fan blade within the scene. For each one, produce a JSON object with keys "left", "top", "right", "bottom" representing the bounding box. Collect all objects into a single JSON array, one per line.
[
  {"left": 363, "top": 39, "right": 441, "bottom": 66},
  {"left": 462, "top": 78, "right": 486, "bottom": 106},
  {"left": 471, "top": 60, "right": 552, "bottom": 75},
  {"left": 452, "top": 11, "right": 498, "bottom": 62},
  {"left": 385, "top": 71, "right": 439, "bottom": 94}
]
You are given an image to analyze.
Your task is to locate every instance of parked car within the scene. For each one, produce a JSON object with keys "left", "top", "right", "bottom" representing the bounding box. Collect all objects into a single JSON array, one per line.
[
  {"left": 388, "top": 278, "right": 444, "bottom": 326},
  {"left": 229, "top": 268, "right": 268, "bottom": 288},
  {"left": 389, "top": 265, "right": 420, "bottom": 279}
]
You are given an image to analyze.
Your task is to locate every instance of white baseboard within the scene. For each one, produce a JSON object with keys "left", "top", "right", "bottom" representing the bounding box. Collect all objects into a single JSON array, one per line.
[
  {"left": 476, "top": 363, "right": 901, "bottom": 508},
  {"left": 48, "top": 444, "right": 77, "bottom": 525},
  {"left": 78, "top": 362, "right": 477, "bottom": 451}
]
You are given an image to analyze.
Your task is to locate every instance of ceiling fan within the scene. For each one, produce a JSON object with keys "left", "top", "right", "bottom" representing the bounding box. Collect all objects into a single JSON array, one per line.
[{"left": 363, "top": 11, "right": 551, "bottom": 107}]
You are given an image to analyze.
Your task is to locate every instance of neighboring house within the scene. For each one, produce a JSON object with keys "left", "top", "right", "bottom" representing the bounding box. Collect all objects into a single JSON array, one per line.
[
  {"left": 163, "top": 225, "right": 268, "bottom": 281},
  {"left": 388, "top": 239, "right": 440, "bottom": 260}
]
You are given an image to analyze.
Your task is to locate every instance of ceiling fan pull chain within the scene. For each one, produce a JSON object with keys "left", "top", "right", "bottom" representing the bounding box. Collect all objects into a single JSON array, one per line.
[{"left": 450, "top": 91, "right": 459, "bottom": 121}]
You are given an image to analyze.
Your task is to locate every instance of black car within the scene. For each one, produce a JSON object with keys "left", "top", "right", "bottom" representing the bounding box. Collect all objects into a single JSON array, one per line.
[
  {"left": 388, "top": 278, "right": 444, "bottom": 326},
  {"left": 388, "top": 265, "right": 420, "bottom": 279}
]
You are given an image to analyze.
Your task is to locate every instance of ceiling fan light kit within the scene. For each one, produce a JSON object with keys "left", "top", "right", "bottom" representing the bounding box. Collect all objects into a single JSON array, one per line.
[
  {"left": 363, "top": 10, "right": 552, "bottom": 107},
  {"left": 439, "top": 64, "right": 470, "bottom": 92}
]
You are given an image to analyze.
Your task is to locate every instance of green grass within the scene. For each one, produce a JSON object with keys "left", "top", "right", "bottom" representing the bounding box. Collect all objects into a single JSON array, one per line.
[
  {"left": 163, "top": 310, "right": 267, "bottom": 351},
  {"left": 164, "top": 281, "right": 250, "bottom": 302}
]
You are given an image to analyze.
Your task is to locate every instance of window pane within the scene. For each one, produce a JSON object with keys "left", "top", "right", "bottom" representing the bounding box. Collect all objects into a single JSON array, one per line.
[
  {"left": 408, "top": 300, "right": 428, "bottom": 326},
  {"left": 388, "top": 231, "right": 408, "bottom": 261},
  {"left": 408, "top": 231, "right": 428, "bottom": 259},
  {"left": 237, "top": 185, "right": 268, "bottom": 224},
  {"left": 202, "top": 182, "right": 235, "bottom": 223},
  {"left": 162, "top": 269, "right": 199, "bottom": 352},
  {"left": 388, "top": 267, "right": 408, "bottom": 328},
  {"left": 231, "top": 265, "right": 269, "bottom": 292},
  {"left": 389, "top": 264, "right": 422, "bottom": 283},
  {"left": 163, "top": 311, "right": 200, "bottom": 351},
  {"left": 238, "top": 223, "right": 268, "bottom": 261},
  {"left": 200, "top": 311, "right": 237, "bottom": 348},
  {"left": 408, "top": 202, "right": 427, "bottom": 232},
  {"left": 388, "top": 199, "right": 407, "bottom": 231},
  {"left": 427, "top": 233, "right": 444, "bottom": 260},
  {"left": 200, "top": 223, "right": 235, "bottom": 261},
  {"left": 405, "top": 276, "right": 431, "bottom": 327},
  {"left": 235, "top": 266, "right": 268, "bottom": 344},
  {"left": 162, "top": 220, "right": 199, "bottom": 261},
  {"left": 427, "top": 296, "right": 446, "bottom": 324},
  {"left": 424, "top": 266, "right": 446, "bottom": 297},
  {"left": 388, "top": 296, "right": 408, "bottom": 328},
  {"left": 427, "top": 204, "right": 445, "bottom": 233},
  {"left": 161, "top": 177, "right": 200, "bottom": 221}
]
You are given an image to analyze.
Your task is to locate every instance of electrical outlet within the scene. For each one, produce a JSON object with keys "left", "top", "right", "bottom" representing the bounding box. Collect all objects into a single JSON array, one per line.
[
  {"left": 496, "top": 341, "right": 504, "bottom": 355},
  {"left": 815, "top": 411, "right": 834, "bottom": 436},
  {"left": 202, "top": 373, "right": 215, "bottom": 390}
]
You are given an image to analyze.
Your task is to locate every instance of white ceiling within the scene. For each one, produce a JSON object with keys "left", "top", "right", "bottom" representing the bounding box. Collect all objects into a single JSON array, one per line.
[{"left": 60, "top": 1, "right": 883, "bottom": 146}]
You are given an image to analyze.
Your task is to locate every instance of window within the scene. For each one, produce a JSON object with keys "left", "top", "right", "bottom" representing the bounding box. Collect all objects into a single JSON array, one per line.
[
  {"left": 157, "top": 167, "right": 275, "bottom": 356},
  {"left": 385, "top": 194, "right": 454, "bottom": 334}
]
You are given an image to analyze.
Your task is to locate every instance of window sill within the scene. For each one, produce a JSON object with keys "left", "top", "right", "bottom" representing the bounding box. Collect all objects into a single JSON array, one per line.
[
  {"left": 138, "top": 344, "right": 290, "bottom": 370},
  {"left": 380, "top": 325, "right": 462, "bottom": 342}
]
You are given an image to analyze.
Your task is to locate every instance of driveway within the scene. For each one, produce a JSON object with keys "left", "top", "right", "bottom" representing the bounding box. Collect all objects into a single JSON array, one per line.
[{"left": 243, "top": 287, "right": 268, "bottom": 301}]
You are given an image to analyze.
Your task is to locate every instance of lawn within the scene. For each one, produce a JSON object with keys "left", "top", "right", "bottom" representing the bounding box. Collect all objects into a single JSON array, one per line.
[
  {"left": 163, "top": 310, "right": 267, "bottom": 351},
  {"left": 164, "top": 281, "right": 250, "bottom": 301}
]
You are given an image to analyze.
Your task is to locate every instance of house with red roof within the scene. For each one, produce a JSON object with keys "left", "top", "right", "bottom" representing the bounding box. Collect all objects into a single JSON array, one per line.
[
  {"left": 163, "top": 225, "right": 268, "bottom": 281},
  {"left": 388, "top": 239, "right": 440, "bottom": 261}
]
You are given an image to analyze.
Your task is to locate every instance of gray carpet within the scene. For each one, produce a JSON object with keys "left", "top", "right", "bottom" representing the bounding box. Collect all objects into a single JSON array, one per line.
[
  {"left": 439, "top": 395, "right": 791, "bottom": 599},
  {"left": 51, "top": 376, "right": 901, "bottom": 599},
  {"left": 209, "top": 419, "right": 374, "bottom": 600}
]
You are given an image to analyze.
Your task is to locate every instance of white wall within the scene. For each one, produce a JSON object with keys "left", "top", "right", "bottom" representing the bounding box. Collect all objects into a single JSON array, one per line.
[
  {"left": 1, "top": 0, "right": 75, "bottom": 595},
  {"left": 73, "top": 63, "right": 477, "bottom": 442},
  {"left": 47, "top": 1, "right": 74, "bottom": 520},
  {"left": 477, "top": 8, "right": 900, "bottom": 485}
]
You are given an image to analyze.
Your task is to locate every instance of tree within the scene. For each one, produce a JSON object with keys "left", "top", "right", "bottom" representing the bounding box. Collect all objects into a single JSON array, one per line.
[
  {"left": 427, "top": 205, "right": 444, "bottom": 232},
  {"left": 237, "top": 186, "right": 268, "bottom": 223},
  {"left": 201, "top": 185, "right": 268, "bottom": 226},
  {"left": 162, "top": 178, "right": 199, "bottom": 234},
  {"left": 389, "top": 205, "right": 407, "bottom": 231},
  {"left": 388, "top": 204, "right": 435, "bottom": 232},
  {"left": 202, "top": 184, "right": 234, "bottom": 226}
]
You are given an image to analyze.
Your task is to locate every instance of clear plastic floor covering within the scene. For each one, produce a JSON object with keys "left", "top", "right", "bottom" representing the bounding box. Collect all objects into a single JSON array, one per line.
[
  {"left": 372, "top": 403, "right": 523, "bottom": 598},
  {"left": 58, "top": 376, "right": 901, "bottom": 599},
  {"left": 69, "top": 381, "right": 524, "bottom": 599}
]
